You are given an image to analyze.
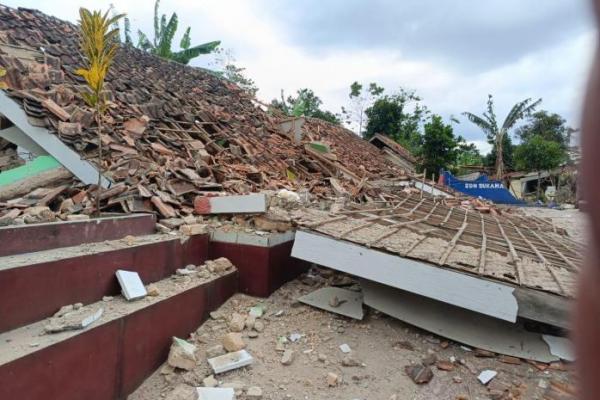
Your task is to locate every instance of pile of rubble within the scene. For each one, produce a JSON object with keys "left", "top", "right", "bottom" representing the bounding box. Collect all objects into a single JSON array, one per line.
[
  {"left": 130, "top": 267, "right": 576, "bottom": 400},
  {"left": 0, "top": 5, "right": 411, "bottom": 226}
]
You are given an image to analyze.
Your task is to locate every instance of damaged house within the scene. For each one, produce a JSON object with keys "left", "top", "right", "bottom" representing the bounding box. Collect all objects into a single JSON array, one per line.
[{"left": 0, "top": 5, "right": 582, "bottom": 400}]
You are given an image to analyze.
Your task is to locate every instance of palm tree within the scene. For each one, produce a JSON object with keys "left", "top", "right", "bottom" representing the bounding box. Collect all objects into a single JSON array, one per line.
[
  {"left": 463, "top": 95, "right": 541, "bottom": 179},
  {"left": 133, "top": 0, "right": 220, "bottom": 64}
]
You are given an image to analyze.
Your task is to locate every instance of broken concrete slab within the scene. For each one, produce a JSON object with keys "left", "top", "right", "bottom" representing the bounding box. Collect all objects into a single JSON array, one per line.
[
  {"left": 478, "top": 370, "right": 497, "bottom": 385},
  {"left": 361, "top": 279, "right": 559, "bottom": 363},
  {"left": 194, "top": 194, "right": 267, "bottom": 215},
  {"left": 44, "top": 306, "right": 103, "bottom": 333},
  {"left": 207, "top": 350, "right": 254, "bottom": 374},
  {"left": 292, "top": 231, "right": 519, "bottom": 322},
  {"left": 116, "top": 269, "right": 147, "bottom": 301},
  {"left": 196, "top": 387, "right": 235, "bottom": 400},
  {"left": 542, "top": 335, "right": 575, "bottom": 362},
  {"left": 167, "top": 337, "right": 197, "bottom": 370},
  {"left": 298, "top": 286, "right": 364, "bottom": 320}
]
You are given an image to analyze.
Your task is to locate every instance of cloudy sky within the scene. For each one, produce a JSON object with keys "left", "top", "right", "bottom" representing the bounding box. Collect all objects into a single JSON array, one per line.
[{"left": 5, "top": 0, "right": 597, "bottom": 153}]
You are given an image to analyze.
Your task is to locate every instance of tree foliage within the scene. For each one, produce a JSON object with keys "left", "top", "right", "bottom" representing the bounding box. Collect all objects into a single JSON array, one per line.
[
  {"left": 419, "top": 115, "right": 459, "bottom": 179},
  {"left": 76, "top": 8, "right": 123, "bottom": 111},
  {"left": 514, "top": 135, "right": 566, "bottom": 200},
  {"left": 514, "top": 135, "right": 566, "bottom": 173},
  {"left": 515, "top": 110, "right": 575, "bottom": 150},
  {"left": 119, "top": 0, "right": 220, "bottom": 64},
  {"left": 455, "top": 141, "right": 483, "bottom": 171},
  {"left": 364, "top": 89, "right": 428, "bottom": 154},
  {"left": 210, "top": 47, "right": 258, "bottom": 96},
  {"left": 76, "top": 8, "right": 124, "bottom": 215},
  {"left": 341, "top": 81, "right": 384, "bottom": 135},
  {"left": 269, "top": 88, "right": 340, "bottom": 124},
  {"left": 463, "top": 95, "right": 541, "bottom": 178}
]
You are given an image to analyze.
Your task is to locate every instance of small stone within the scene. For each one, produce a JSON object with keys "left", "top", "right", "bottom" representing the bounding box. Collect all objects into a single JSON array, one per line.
[
  {"left": 203, "top": 375, "right": 218, "bottom": 388},
  {"left": 206, "top": 344, "right": 226, "bottom": 358},
  {"left": 73, "top": 303, "right": 83, "bottom": 310},
  {"left": 318, "top": 353, "right": 327, "bottom": 362},
  {"left": 222, "top": 332, "right": 245, "bottom": 352},
  {"left": 405, "top": 364, "right": 434, "bottom": 384},
  {"left": 102, "top": 296, "right": 113, "bottom": 302},
  {"left": 436, "top": 360, "right": 455, "bottom": 371},
  {"left": 210, "top": 311, "right": 223, "bottom": 320},
  {"left": 440, "top": 341, "right": 449, "bottom": 349},
  {"left": 248, "top": 331, "right": 259, "bottom": 339},
  {"left": 167, "top": 337, "right": 197, "bottom": 371},
  {"left": 474, "top": 348, "right": 495, "bottom": 358},
  {"left": 326, "top": 372, "right": 340, "bottom": 387},
  {"left": 281, "top": 349, "right": 294, "bottom": 365},
  {"left": 452, "top": 376, "right": 463, "bottom": 384},
  {"left": 229, "top": 313, "right": 246, "bottom": 332},
  {"left": 247, "top": 386, "right": 263, "bottom": 399},
  {"left": 341, "top": 355, "right": 360, "bottom": 367},
  {"left": 245, "top": 315, "right": 256, "bottom": 330},
  {"left": 146, "top": 284, "right": 160, "bottom": 296},
  {"left": 160, "top": 364, "right": 175, "bottom": 376},
  {"left": 422, "top": 354, "right": 437, "bottom": 366},
  {"left": 54, "top": 304, "right": 74, "bottom": 318},
  {"left": 253, "top": 320, "right": 265, "bottom": 332}
]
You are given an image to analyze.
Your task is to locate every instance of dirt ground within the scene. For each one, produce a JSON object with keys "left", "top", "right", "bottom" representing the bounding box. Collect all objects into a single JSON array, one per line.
[
  {"left": 129, "top": 267, "right": 574, "bottom": 400},
  {"left": 517, "top": 207, "right": 587, "bottom": 244}
]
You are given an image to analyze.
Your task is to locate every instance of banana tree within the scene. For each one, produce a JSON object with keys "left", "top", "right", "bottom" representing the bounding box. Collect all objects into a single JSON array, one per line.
[
  {"left": 463, "top": 95, "right": 541, "bottom": 179},
  {"left": 135, "top": 0, "right": 220, "bottom": 64}
]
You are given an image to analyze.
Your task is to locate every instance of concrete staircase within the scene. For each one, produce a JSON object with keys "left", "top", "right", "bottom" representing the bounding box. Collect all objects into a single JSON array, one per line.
[{"left": 0, "top": 214, "right": 308, "bottom": 400}]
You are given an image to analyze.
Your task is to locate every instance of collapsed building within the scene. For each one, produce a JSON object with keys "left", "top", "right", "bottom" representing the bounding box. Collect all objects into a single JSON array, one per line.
[{"left": 0, "top": 5, "right": 583, "bottom": 400}]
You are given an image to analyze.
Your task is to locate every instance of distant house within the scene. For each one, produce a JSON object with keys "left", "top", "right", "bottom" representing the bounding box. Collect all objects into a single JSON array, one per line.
[{"left": 368, "top": 134, "right": 416, "bottom": 173}]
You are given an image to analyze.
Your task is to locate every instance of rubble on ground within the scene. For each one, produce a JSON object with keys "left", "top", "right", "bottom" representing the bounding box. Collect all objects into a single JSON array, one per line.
[{"left": 129, "top": 267, "right": 575, "bottom": 400}]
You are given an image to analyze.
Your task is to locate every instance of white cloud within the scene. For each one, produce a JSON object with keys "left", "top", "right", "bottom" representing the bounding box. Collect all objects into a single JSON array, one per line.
[{"left": 4, "top": 0, "right": 595, "bottom": 147}]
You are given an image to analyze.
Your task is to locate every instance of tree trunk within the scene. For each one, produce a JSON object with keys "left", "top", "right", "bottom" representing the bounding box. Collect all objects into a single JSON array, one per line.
[
  {"left": 536, "top": 172, "right": 541, "bottom": 201},
  {"left": 95, "top": 109, "right": 102, "bottom": 217},
  {"left": 495, "top": 132, "right": 504, "bottom": 180}
]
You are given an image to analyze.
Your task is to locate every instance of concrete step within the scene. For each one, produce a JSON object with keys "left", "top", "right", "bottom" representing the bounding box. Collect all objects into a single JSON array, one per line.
[
  {"left": 0, "top": 232, "right": 209, "bottom": 333},
  {"left": 0, "top": 266, "right": 238, "bottom": 400},
  {"left": 0, "top": 214, "right": 156, "bottom": 257}
]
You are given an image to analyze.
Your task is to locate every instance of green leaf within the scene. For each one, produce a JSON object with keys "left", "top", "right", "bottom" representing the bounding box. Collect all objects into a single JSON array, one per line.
[
  {"left": 124, "top": 17, "right": 132, "bottom": 45},
  {"left": 157, "top": 13, "right": 178, "bottom": 57},
  {"left": 137, "top": 30, "right": 153, "bottom": 51},
  {"left": 153, "top": 0, "right": 161, "bottom": 47},
  {"left": 180, "top": 27, "right": 191, "bottom": 49},
  {"left": 171, "top": 40, "right": 220, "bottom": 64}
]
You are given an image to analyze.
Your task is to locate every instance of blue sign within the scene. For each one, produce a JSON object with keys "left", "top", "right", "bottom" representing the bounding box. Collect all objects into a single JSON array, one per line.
[{"left": 442, "top": 171, "right": 524, "bottom": 205}]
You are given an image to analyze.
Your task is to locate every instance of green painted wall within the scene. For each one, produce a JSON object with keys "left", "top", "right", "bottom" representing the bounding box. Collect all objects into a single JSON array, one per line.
[{"left": 0, "top": 155, "right": 61, "bottom": 186}]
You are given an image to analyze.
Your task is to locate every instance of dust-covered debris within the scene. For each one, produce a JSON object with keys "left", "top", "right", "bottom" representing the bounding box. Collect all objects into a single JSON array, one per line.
[{"left": 129, "top": 268, "right": 575, "bottom": 400}]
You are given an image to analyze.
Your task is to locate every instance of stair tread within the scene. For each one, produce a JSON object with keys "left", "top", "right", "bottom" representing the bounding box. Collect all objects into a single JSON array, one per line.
[
  {"left": 0, "top": 233, "right": 180, "bottom": 271},
  {"left": 0, "top": 265, "right": 235, "bottom": 366}
]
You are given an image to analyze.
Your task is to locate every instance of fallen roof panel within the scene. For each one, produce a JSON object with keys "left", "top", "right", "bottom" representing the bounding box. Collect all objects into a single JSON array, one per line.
[
  {"left": 293, "top": 191, "right": 582, "bottom": 298},
  {"left": 291, "top": 230, "right": 519, "bottom": 322}
]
